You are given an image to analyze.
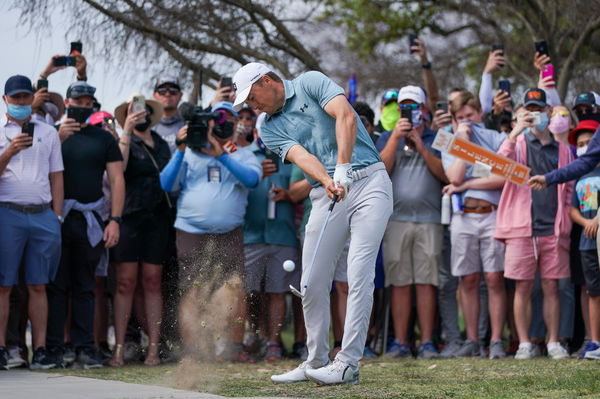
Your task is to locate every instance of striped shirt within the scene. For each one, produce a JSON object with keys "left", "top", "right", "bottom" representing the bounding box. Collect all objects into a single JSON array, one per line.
[{"left": 0, "top": 115, "right": 63, "bottom": 205}]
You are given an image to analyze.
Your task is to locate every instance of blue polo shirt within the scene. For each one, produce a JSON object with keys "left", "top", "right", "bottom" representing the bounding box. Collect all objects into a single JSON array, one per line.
[
  {"left": 260, "top": 71, "right": 381, "bottom": 187},
  {"left": 174, "top": 147, "right": 262, "bottom": 234},
  {"left": 243, "top": 142, "right": 297, "bottom": 247},
  {"left": 441, "top": 123, "right": 507, "bottom": 205}
]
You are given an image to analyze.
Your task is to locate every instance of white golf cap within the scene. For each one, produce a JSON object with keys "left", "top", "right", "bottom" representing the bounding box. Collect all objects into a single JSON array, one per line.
[
  {"left": 232, "top": 62, "right": 272, "bottom": 111},
  {"left": 397, "top": 85, "right": 426, "bottom": 105}
]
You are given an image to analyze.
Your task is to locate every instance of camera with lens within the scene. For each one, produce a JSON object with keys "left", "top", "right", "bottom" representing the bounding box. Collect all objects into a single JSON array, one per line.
[{"left": 179, "top": 102, "right": 236, "bottom": 149}]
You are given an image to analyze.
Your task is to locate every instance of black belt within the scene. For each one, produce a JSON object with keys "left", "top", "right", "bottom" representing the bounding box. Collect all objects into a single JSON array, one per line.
[{"left": 0, "top": 202, "right": 51, "bottom": 214}]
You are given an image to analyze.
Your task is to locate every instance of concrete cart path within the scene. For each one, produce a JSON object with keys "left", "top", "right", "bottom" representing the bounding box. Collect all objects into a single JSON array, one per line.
[{"left": 0, "top": 370, "right": 294, "bottom": 399}]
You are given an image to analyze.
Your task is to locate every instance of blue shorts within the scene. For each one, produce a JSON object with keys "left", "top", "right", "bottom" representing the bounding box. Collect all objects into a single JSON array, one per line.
[{"left": 0, "top": 207, "right": 61, "bottom": 286}]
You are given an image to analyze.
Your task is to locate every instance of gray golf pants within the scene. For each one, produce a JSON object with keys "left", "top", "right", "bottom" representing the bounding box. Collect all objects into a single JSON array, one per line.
[{"left": 303, "top": 163, "right": 392, "bottom": 368}]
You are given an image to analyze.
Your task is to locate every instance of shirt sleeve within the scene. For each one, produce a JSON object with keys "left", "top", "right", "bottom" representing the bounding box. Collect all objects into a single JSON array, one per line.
[
  {"left": 260, "top": 122, "right": 300, "bottom": 164},
  {"left": 299, "top": 71, "right": 345, "bottom": 109},
  {"left": 105, "top": 132, "right": 123, "bottom": 163},
  {"left": 545, "top": 87, "right": 562, "bottom": 107},
  {"left": 479, "top": 73, "right": 493, "bottom": 115},
  {"left": 546, "top": 126, "right": 600, "bottom": 185},
  {"left": 442, "top": 152, "right": 456, "bottom": 171},
  {"left": 571, "top": 180, "right": 581, "bottom": 208},
  {"left": 48, "top": 127, "right": 64, "bottom": 173}
]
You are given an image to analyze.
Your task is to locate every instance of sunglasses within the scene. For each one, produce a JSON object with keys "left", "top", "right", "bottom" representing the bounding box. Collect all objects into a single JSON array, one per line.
[
  {"left": 551, "top": 109, "right": 570, "bottom": 117},
  {"left": 156, "top": 87, "right": 180, "bottom": 95},
  {"left": 399, "top": 103, "right": 419, "bottom": 110}
]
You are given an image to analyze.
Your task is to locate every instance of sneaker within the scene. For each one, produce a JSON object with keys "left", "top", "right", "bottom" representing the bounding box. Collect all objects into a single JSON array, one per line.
[
  {"left": 271, "top": 361, "right": 328, "bottom": 384},
  {"left": 304, "top": 359, "right": 359, "bottom": 386},
  {"left": 7, "top": 346, "right": 28, "bottom": 369},
  {"left": 440, "top": 340, "right": 462, "bottom": 358},
  {"left": 75, "top": 347, "right": 103, "bottom": 369},
  {"left": 0, "top": 347, "right": 8, "bottom": 370},
  {"left": 63, "top": 343, "right": 76, "bottom": 365},
  {"left": 98, "top": 342, "right": 112, "bottom": 362},
  {"left": 30, "top": 347, "right": 57, "bottom": 370},
  {"left": 454, "top": 339, "right": 480, "bottom": 357},
  {"left": 124, "top": 341, "right": 142, "bottom": 362},
  {"left": 547, "top": 342, "right": 569, "bottom": 359},
  {"left": 265, "top": 342, "right": 283, "bottom": 361},
  {"left": 579, "top": 341, "right": 599, "bottom": 359},
  {"left": 489, "top": 340, "right": 506, "bottom": 359},
  {"left": 47, "top": 346, "right": 66, "bottom": 368},
  {"left": 418, "top": 341, "right": 439, "bottom": 359},
  {"left": 514, "top": 343, "right": 537, "bottom": 359},
  {"left": 290, "top": 342, "right": 308, "bottom": 361},
  {"left": 362, "top": 346, "right": 378, "bottom": 360},
  {"left": 584, "top": 346, "right": 600, "bottom": 360},
  {"left": 385, "top": 342, "right": 412, "bottom": 358}
]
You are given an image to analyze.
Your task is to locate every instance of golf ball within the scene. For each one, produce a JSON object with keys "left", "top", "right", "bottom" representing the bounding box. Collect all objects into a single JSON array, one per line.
[{"left": 283, "top": 260, "right": 295, "bottom": 272}]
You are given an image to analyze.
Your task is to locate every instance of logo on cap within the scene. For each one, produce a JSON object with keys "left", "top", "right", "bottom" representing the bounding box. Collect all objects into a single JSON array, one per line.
[{"left": 527, "top": 90, "right": 542, "bottom": 100}]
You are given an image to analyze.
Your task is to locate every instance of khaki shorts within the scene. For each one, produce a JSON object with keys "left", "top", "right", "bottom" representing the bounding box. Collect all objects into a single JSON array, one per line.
[
  {"left": 383, "top": 221, "right": 442, "bottom": 287},
  {"left": 450, "top": 212, "right": 504, "bottom": 276}
]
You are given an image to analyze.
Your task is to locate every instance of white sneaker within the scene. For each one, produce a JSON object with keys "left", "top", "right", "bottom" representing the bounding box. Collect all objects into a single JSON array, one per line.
[
  {"left": 547, "top": 343, "right": 569, "bottom": 359},
  {"left": 584, "top": 347, "right": 600, "bottom": 360},
  {"left": 271, "top": 361, "right": 328, "bottom": 384},
  {"left": 7, "top": 346, "right": 27, "bottom": 369},
  {"left": 514, "top": 343, "right": 536, "bottom": 360},
  {"left": 304, "top": 359, "right": 359, "bottom": 386}
]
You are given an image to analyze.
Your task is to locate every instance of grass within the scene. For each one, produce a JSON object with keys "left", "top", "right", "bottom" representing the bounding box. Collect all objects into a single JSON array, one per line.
[{"left": 44, "top": 357, "right": 600, "bottom": 398}]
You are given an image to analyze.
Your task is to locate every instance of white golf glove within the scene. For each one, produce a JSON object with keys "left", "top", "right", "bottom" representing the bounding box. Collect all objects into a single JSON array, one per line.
[{"left": 333, "top": 163, "right": 353, "bottom": 199}]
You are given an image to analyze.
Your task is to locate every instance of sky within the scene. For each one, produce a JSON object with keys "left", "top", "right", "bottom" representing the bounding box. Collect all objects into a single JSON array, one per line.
[{"left": 0, "top": 3, "right": 215, "bottom": 117}]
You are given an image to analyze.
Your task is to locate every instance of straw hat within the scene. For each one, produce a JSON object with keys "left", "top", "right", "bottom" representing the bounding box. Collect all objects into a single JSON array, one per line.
[{"left": 114, "top": 92, "right": 163, "bottom": 129}]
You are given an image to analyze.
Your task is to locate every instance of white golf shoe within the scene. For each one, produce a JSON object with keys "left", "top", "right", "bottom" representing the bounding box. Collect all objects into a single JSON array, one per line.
[
  {"left": 270, "top": 361, "right": 328, "bottom": 384},
  {"left": 304, "top": 359, "right": 359, "bottom": 386}
]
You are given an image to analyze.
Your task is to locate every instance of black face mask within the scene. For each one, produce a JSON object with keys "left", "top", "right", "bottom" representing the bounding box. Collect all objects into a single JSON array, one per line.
[
  {"left": 579, "top": 113, "right": 600, "bottom": 123},
  {"left": 245, "top": 131, "right": 254, "bottom": 143},
  {"left": 213, "top": 121, "right": 235, "bottom": 139},
  {"left": 135, "top": 116, "right": 152, "bottom": 132},
  {"left": 68, "top": 106, "right": 94, "bottom": 124}
]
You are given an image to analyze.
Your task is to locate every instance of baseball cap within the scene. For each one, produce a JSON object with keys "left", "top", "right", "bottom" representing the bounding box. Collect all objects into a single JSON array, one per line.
[
  {"left": 211, "top": 101, "right": 239, "bottom": 117},
  {"left": 397, "top": 86, "right": 426, "bottom": 105},
  {"left": 232, "top": 62, "right": 272, "bottom": 111},
  {"left": 66, "top": 81, "right": 96, "bottom": 99},
  {"left": 4, "top": 75, "right": 33, "bottom": 96},
  {"left": 568, "top": 119, "right": 600, "bottom": 146},
  {"left": 572, "top": 91, "right": 600, "bottom": 110},
  {"left": 154, "top": 75, "right": 181, "bottom": 91},
  {"left": 381, "top": 89, "right": 399, "bottom": 106},
  {"left": 523, "top": 88, "right": 547, "bottom": 107}
]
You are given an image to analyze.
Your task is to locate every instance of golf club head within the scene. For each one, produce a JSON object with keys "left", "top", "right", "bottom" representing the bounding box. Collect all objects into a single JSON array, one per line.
[{"left": 290, "top": 284, "right": 304, "bottom": 298}]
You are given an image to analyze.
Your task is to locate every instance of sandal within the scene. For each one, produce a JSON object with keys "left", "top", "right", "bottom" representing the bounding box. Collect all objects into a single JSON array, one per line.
[
  {"left": 144, "top": 342, "right": 160, "bottom": 366},
  {"left": 109, "top": 344, "right": 124, "bottom": 367}
]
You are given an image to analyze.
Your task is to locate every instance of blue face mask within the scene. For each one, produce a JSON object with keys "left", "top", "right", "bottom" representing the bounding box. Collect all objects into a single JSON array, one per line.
[
  {"left": 412, "top": 109, "right": 423, "bottom": 128},
  {"left": 7, "top": 104, "right": 32, "bottom": 120},
  {"left": 535, "top": 112, "right": 549, "bottom": 131}
]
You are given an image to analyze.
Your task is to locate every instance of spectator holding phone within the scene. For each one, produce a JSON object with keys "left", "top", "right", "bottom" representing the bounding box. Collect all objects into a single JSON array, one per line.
[
  {"left": 152, "top": 76, "right": 185, "bottom": 154},
  {"left": 376, "top": 86, "right": 447, "bottom": 359},
  {"left": 108, "top": 95, "right": 170, "bottom": 367},
  {"left": 0, "top": 75, "right": 64, "bottom": 370},
  {"left": 160, "top": 101, "right": 261, "bottom": 361},
  {"left": 479, "top": 48, "right": 507, "bottom": 115},
  {"left": 496, "top": 89, "right": 573, "bottom": 360},
  {"left": 46, "top": 81, "right": 125, "bottom": 369}
]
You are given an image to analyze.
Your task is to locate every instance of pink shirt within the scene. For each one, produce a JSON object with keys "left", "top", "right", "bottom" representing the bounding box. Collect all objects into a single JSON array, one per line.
[{"left": 0, "top": 115, "right": 63, "bottom": 205}]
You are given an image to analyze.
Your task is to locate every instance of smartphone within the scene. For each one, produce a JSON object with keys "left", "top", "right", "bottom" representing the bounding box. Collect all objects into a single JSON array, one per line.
[
  {"left": 535, "top": 40, "right": 549, "bottom": 56},
  {"left": 53, "top": 56, "right": 76, "bottom": 67},
  {"left": 37, "top": 79, "right": 48, "bottom": 91},
  {"left": 22, "top": 122, "right": 34, "bottom": 146},
  {"left": 530, "top": 111, "right": 541, "bottom": 125},
  {"left": 542, "top": 64, "right": 555, "bottom": 87},
  {"left": 265, "top": 148, "right": 279, "bottom": 173},
  {"left": 131, "top": 95, "right": 146, "bottom": 114},
  {"left": 408, "top": 34, "right": 419, "bottom": 54},
  {"left": 492, "top": 44, "right": 505, "bottom": 67},
  {"left": 498, "top": 79, "right": 511, "bottom": 97},
  {"left": 400, "top": 106, "right": 413, "bottom": 127},
  {"left": 436, "top": 101, "right": 448, "bottom": 113},
  {"left": 221, "top": 76, "right": 233, "bottom": 89},
  {"left": 67, "top": 107, "right": 89, "bottom": 124},
  {"left": 70, "top": 41, "right": 82, "bottom": 55}
]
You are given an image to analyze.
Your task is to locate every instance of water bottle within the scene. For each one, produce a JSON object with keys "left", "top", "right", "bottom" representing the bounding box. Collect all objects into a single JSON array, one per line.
[
  {"left": 267, "top": 183, "right": 277, "bottom": 220},
  {"left": 441, "top": 194, "right": 451, "bottom": 225}
]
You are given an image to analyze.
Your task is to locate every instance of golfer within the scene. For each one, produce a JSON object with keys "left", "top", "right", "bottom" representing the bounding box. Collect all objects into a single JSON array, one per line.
[{"left": 232, "top": 63, "right": 393, "bottom": 385}]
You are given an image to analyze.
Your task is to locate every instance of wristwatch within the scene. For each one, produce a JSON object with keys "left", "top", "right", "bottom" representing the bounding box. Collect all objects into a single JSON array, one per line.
[{"left": 108, "top": 216, "right": 123, "bottom": 224}]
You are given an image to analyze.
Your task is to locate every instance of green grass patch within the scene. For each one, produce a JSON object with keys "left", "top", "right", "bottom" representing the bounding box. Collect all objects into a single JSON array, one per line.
[{"left": 43, "top": 357, "right": 600, "bottom": 398}]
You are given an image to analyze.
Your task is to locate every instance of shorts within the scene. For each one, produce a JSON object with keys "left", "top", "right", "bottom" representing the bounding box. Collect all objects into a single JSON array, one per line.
[
  {"left": 176, "top": 227, "right": 244, "bottom": 293},
  {"left": 0, "top": 207, "right": 61, "bottom": 286},
  {"left": 504, "top": 236, "right": 570, "bottom": 280},
  {"left": 244, "top": 244, "right": 299, "bottom": 293},
  {"left": 110, "top": 208, "right": 170, "bottom": 265},
  {"left": 450, "top": 212, "right": 504, "bottom": 276},
  {"left": 383, "top": 221, "right": 442, "bottom": 287},
  {"left": 581, "top": 250, "right": 600, "bottom": 296}
]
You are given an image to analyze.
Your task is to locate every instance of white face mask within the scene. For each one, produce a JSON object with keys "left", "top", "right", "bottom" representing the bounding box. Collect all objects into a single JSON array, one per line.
[{"left": 577, "top": 146, "right": 588, "bottom": 157}]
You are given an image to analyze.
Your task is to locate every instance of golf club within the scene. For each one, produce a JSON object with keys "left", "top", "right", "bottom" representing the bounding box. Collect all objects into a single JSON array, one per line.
[{"left": 290, "top": 193, "right": 339, "bottom": 299}]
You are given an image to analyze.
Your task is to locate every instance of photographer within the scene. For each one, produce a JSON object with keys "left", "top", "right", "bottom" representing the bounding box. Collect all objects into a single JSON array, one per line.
[
  {"left": 46, "top": 81, "right": 125, "bottom": 369},
  {"left": 160, "top": 101, "right": 261, "bottom": 361},
  {"left": 109, "top": 95, "right": 170, "bottom": 367}
]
